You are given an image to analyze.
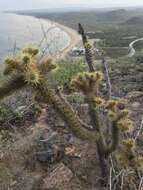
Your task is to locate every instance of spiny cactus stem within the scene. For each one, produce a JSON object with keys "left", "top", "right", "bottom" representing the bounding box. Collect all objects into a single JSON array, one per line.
[
  {"left": 85, "top": 95, "right": 103, "bottom": 130},
  {"left": 78, "top": 23, "right": 88, "bottom": 44},
  {"left": 85, "top": 47, "right": 95, "bottom": 72},
  {"left": 106, "top": 112, "right": 126, "bottom": 155},
  {"left": 106, "top": 121, "right": 119, "bottom": 155},
  {"left": 78, "top": 23, "right": 95, "bottom": 72},
  {"left": 87, "top": 97, "right": 106, "bottom": 146},
  {"left": 56, "top": 87, "right": 92, "bottom": 131},
  {"left": 96, "top": 141, "right": 109, "bottom": 178},
  {"left": 102, "top": 58, "right": 112, "bottom": 99},
  {"left": 0, "top": 73, "right": 98, "bottom": 141},
  {"left": 0, "top": 76, "right": 26, "bottom": 100},
  {"left": 35, "top": 79, "right": 99, "bottom": 142},
  {"left": 85, "top": 96, "right": 109, "bottom": 177}
]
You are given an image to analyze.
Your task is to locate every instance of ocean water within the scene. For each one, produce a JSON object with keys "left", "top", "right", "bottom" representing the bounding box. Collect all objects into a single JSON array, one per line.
[{"left": 0, "top": 13, "right": 70, "bottom": 62}]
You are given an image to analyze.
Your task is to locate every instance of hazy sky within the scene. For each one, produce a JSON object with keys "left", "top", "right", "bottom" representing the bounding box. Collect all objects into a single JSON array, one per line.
[{"left": 1, "top": 0, "right": 143, "bottom": 10}]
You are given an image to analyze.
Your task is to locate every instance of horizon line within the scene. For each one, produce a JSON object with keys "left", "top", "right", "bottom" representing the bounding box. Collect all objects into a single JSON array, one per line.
[{"left": 2, "top": 5, "right": 143, "bottom": 12}]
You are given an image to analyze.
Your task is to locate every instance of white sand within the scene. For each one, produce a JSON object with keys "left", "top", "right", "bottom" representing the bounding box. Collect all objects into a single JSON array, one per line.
[{"left": 54, "top": 22, "right": 81, "bottom": 60}]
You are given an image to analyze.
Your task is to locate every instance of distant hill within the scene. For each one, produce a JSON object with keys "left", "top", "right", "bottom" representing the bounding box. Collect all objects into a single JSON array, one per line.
[
  {"left": 96, "top": 9, "right": 128, "bottom": 22},
  {"left": 103, "top": 9, "right": 127, "bottom": 18},
  {"left": 125, "top": 16, "right": 143, "bottom": 25},
  {"left": 16, "top": 9, "right": 129, "bottom": 30},
  {"left": 15, "top": 8, "right": 143, "bottom": 31}
]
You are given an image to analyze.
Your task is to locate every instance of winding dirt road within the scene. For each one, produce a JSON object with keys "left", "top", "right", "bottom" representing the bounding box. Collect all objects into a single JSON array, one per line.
[{"left": 127, "top": 37, "right": 143, "bottom": 57}]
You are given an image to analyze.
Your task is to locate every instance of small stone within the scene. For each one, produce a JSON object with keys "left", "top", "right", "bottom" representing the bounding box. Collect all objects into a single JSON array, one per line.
[
  {"left": 10, "top": 180, "right": 17, "bottom": 187},
  {"left": 43, "top": 163, "right": 73, "bottom": 189}
]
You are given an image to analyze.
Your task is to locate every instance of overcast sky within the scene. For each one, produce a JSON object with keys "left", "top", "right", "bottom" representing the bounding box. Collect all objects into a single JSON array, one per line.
[{"left": 1, "top": 0, "right": 143, "bottom": 10}]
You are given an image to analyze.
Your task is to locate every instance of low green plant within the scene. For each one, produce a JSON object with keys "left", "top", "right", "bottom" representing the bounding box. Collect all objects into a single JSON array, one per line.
[
  {"left": 49, "top": 59, "right": 86, "bottom": 89},
  {"left": 0, "top": 102, "right": 42, "bottom": 128}
]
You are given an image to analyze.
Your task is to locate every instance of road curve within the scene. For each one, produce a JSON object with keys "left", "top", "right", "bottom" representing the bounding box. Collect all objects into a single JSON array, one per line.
[{"left": 127, "top": 37, "right": 143, "bottom": 57}]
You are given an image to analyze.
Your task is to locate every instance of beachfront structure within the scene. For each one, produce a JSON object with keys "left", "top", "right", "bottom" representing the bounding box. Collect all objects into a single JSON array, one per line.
[{"left": 70, "top": 47, "right": 85, "bottom": 56}]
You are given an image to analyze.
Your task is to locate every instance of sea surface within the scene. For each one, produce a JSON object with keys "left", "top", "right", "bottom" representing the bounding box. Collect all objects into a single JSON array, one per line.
[{"left": 0, "top": 12, "right": 70, "bottom": 62}]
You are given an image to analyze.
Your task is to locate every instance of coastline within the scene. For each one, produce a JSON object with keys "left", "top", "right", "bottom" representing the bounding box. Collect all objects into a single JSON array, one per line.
[
  {"left": 18, "top": 14, "right": 81, "bottom": 60},
  {"left": 37, "top": 17, "right": 81, "bottom": 60},
  {"left": 7, "top": 12, "right": 81, "bottom": 61},
  {"left": 53, "top": 22, "right": 81, "bottom": 60}
]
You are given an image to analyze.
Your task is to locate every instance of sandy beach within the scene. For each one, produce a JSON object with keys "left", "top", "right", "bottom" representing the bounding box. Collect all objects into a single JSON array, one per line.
[
  {"left": 39, "top": 17, "right": 81, "bottom": 60},
  {"left": 13, "top": 13, "right": 81, "bottom": 61},
  {"left": 54, "top": 22, "right": 81, "bottom": 60}
]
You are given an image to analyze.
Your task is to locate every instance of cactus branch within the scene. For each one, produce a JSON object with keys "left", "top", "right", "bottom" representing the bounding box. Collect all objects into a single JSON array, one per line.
[
  {"left": 106, "top": 120, "right": 119, "bottom": 155},
  {"left": 106, "top": 110, "right": 129, "bottom": 155},
  {"left": 35, "top": 78, "right": 99, "bottom": 142},
  {"left": 0, "top": 74, "right": 98, "bottom": 142},
  {"left": 102, "top": 58, "right": 112, "bottom": 99},
  {"left": 0, "top": 75, "right": 26, "bottom": 100},
  {"left": 55, "top": 87, "right": 93, "bottom": 131},
  {"left": 78, "top": 23, "right": 95, "bottom": 72}
]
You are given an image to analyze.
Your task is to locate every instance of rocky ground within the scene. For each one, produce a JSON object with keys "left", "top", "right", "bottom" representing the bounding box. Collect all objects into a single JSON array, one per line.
[
  {"left": 0, "top": 91, "right": 143, "bottom": 190},
  {"left": 0, "top": 104, "right": 101, "bottom": 190}
]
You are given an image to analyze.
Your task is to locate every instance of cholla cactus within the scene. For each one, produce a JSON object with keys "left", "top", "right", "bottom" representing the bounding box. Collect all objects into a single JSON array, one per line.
[
  {"left": 71, "top": 71, "right": 103, "bottom": 95},
  {"left": 71, "top": 72, "right": 132, "bottom": 133},
  {"left": 77, "top": 24, "right": 143, "bottom": 178},
  {"left": 0, "top": 47, "right": 99, "bottom": 143},
  {"left": 107, "top": 101, "right": 133, "bottom": 132},
  {"left": 71, "top": 69, "right": 138, "bottom": 172},
  {"left": 3, "top": 47, "right": 56, "bottom": 86},
  {"left": 22, "top": 47, "right": 39, "bottom": 57},
  {"left": 118, "top": 139, "right": 143, "bottom": 169},
  {"left": 78, "top": 23, "right": 95, "bottom": 72},
  {"left": 0, "top": 42, "right": 142, "bottom": 184}
]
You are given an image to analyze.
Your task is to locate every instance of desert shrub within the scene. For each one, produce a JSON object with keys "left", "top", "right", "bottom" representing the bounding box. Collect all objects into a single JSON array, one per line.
[
  {"left": 0, "top": 84, "right": 42, "bottom": 129},
  {"left": 0, "top": 102, "right": 42, "bottom": 129},
  {"left": 49, "top": 59, "right": 86, "bottom": 89}
]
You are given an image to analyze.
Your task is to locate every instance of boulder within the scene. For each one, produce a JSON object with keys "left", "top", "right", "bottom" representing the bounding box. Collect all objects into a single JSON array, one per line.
[{"left": 35, "top": 130, "right": 65, "bottom": 164}]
